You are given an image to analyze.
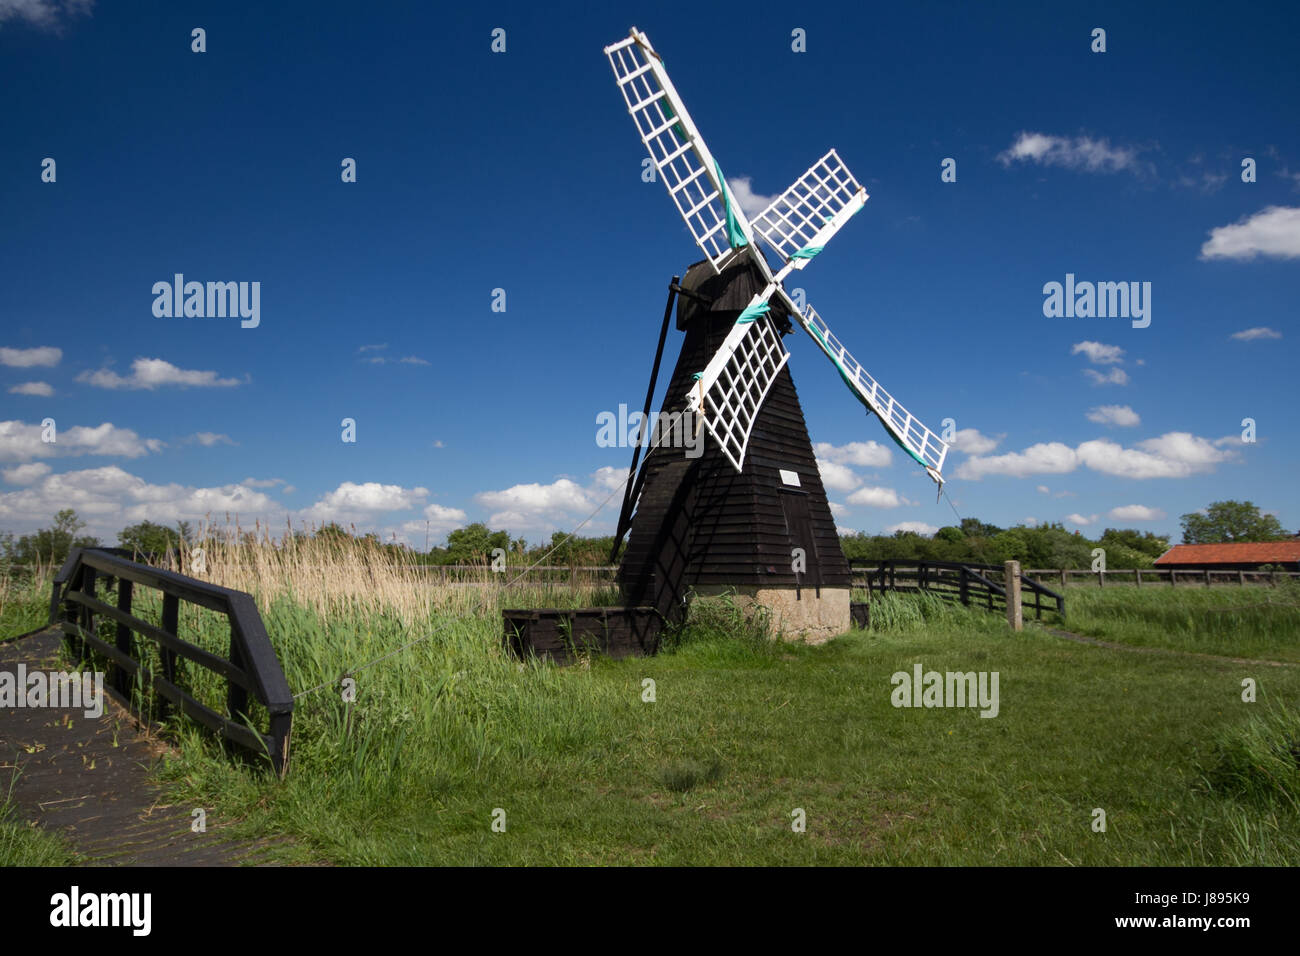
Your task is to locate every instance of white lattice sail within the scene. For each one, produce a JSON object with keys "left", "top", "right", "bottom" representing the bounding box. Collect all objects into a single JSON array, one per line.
[
  {"left": 605, "top": 29, "right": 756, "bottom": 273},
  {"left": 752, "top": 151, "right": 869, "bottom": 268},
  {"left": 684, "top": 296, "right": 790, "bottom": 471},
  {"left": 796, "top": 303, "right": 949, "bottom": 482}
]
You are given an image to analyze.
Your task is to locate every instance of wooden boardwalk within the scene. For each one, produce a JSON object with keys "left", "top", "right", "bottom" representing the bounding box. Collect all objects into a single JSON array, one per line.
[{"left": 1, "top": 629, "right": 285, "bottom": 866}]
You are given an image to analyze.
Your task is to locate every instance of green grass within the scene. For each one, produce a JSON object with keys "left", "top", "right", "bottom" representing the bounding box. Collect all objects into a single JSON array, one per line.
[
  {"left": 1063, "top": 582, "right": 1300, "bottom": 662},
  {"left": 141, "top": 588, "right": 1300, "bottom": 865},
  {"left": 0, "top": 799, "right": 79, "bottom": 866},
  {"left": 6, "top": 571, "right": 1300, "bottom": 865}
]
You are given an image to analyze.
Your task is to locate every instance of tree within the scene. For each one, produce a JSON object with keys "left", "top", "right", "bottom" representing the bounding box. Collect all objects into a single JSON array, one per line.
[
  {"left": 1179, "top": 500, "right": 1289, "bottom": 544},
  {"left": 118, "top": 520, "right": 182, "bottom": 558},
  {"left": 6, "top": 509, "right": 99, "bottom": 567},
  {"left": 445, "top": 523, "right": 510, "bottom": 564}
]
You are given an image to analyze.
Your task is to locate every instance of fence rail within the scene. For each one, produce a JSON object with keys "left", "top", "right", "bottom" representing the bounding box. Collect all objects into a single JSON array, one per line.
[
  {"left": 1022, "top": 568, "right": 1300, "bottom": 588},
  {"left": 50, "top": 547, "right": 293, "bottom": 777},
  {"left": 852, "top": 560, "right": 1066, "bottom": 619}
]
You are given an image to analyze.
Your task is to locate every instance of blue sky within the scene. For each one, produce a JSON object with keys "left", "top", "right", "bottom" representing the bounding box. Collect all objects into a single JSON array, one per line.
[{"left": 2, "top": 0, "right": 1297, "bottom": 547}]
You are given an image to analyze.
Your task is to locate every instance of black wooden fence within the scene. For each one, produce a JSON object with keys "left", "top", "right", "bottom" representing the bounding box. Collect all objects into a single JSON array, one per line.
[
  {"left": 853, "top": 560, "right": 1067, "bottom": 620},
  {"left": 50, "top": 548, "right": 294, "bottom": 777}
]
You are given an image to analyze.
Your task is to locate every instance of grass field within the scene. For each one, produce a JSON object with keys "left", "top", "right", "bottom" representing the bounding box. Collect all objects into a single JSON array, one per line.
[{"left": 2, "top": 542, "right": 1298, "bottom": 866}]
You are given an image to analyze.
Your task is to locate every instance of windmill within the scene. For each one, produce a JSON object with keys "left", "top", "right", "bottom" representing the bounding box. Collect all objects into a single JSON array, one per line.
[{"left": 603, "top": 27, "right": 950, "bottom": 640}]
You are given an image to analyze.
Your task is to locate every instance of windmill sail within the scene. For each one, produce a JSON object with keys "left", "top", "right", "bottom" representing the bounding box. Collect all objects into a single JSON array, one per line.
[
  {"left": 604, "top": 29, "right": 757, "bottom": 273},
  {"left": 751, "top": 150, "right": 868, "bottom": 269},
  {"left": 683, "top": 295, "right": 790, "bottom": 471},
  {"left": 796, "top": 303, "right": 949, "bottom": 484}
]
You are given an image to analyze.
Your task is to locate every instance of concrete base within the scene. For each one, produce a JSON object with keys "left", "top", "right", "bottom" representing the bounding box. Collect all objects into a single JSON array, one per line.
[{"left": 690, "top": 585, "right": 851, "bottom": 645}]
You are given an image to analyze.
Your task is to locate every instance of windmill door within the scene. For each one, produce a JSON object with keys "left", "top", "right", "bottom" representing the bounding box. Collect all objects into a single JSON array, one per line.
[{"left": 779, "top": 489, "right": 822, "bottom": 596}]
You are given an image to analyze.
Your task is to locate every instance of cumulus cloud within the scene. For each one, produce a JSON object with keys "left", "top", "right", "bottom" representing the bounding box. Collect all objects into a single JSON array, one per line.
[
  {"left": 300, "top": 481, "right": 430, "bottom": 522},
  {"left": 958, "top": 431, "right": 1233, "bottom": 481},
  {"left": 1071, "top": 341, "right": 1125, "bottom": 364},
  {"left": 8, "top": 381, "right": 53, "bottom": 396},
  {"left": 815, "top": 459, "right": 862, "bottom": 492},
  {"left": 955, "top": 442, "right": 1078, "bottom": 480},
  {"left": 1200, "top": 206, "right": 1300, "bottom": 260},
  {"left": 813, "top": 440, "right": 892, "bottom": 468},
  {"left": 1064, "top": 513, "right": 1098, "bottom": 526},
  {"left": 1, "top": 462, "right": 51, "bottom": 485},
  {"left": 728, "top": 176, "right": 778, "bottom": 218},
  {"left": 1107, "top": 504, "right": 1167, "bottom": 521},
  {"left": 998, "top": 132, "right": 1142, "bottom": 174},
  {"left": 0, "top": 465, "right": 278, "bottom": 538},
  {"left": 188, "top": 432, "right": 235, "bottom": 446},
  {"left": 885, "top": 521, "right": 939, "bottom": 536},
  {"left": 0, "top": 0, "right": 93, "bottom": 32},
  {"left": 846, "top": 486, "right": 912, "bottom": 509},
  {"left": 948, "top": 428, "right": 1001, "bottom": 455},
  {"left": 0, "top": 420, "right": 164, "bottom": 463},
  {"left": 1230, "top": 326, "right": 1282, "bottom": 341},
  {"left": 1086, "top": 404, "right": 1140, "bottom": 427},
  {"left": 78, "top": 357, "right": 244, "bottom": 390},
  {"left": 0, "top": 346, "right": 61, "bottom": 367},
  {"left": 1084, "top": 367, "right": 1129, "bottom": 386}
]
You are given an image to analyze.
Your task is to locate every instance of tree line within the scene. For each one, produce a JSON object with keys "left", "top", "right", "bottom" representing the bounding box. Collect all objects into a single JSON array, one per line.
[{"left": 1, "top": 499, "right": 1290, "bottom": 572}]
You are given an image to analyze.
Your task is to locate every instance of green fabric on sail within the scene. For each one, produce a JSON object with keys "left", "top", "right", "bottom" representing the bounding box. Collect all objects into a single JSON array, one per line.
[
  {"left": 790, "top": 245, "right": 824, "bottom": 260},
  {"left": 714, "top": 159, "right": 748, "bottom": 248},
  {"left": 736, "top": 301, "right": 770, "bottom": 324},
  {"left": 660, "top": 99, "right": 688, "bottom": 142},
  {"left": 807, "top": 323, "right": 928, "bottom": 469}
]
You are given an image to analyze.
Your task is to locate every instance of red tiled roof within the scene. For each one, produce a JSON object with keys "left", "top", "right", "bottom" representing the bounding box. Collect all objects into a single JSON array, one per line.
[{"left": 1154, "top": 541, "right": 1300, "bottom": 565}]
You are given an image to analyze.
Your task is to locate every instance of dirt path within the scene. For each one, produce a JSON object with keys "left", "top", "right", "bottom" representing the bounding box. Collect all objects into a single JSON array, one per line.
[
  {"left": 1, "top": 629, "right": 287, "bottom": 865},
  {"left": 1036, "top": 624, "right": 1297, "bottom": 669}
]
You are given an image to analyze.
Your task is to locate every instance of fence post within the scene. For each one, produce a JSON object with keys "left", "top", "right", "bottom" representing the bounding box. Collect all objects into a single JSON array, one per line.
[
  {"left": 1135, "top": 568, "right": 1142, "bottom": 587},
  {"left": 113, "top": 578, "right": 135, "bottom": 699},
  {"left": 1060, "top": 569, "right": 1066, "bottom": 588},
  {"left": 959, "top": 567, "right": 969, "bottom": 607},
  {"left": 1204, "top": 569, "right": 1211, "bottom": 588},
  {"left": 1238, "top": 570, "right": 1245, "bottom": 586},
  {"left": 1004, "top": 561, "right": 1022, "bottom": 631}
]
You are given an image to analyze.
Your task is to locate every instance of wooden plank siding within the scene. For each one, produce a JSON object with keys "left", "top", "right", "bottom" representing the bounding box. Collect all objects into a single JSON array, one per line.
[{"left": 619, "top": 257, "right": 851, "bottom": 607}]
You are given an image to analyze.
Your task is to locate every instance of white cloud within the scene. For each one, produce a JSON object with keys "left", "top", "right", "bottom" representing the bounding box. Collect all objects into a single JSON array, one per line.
[
  {"left": 1200, "top": 206, "right": 1300, "bottom": 260},
  {"left": 1, "top": 462, "right": 51, "bottom": 485},
  {"left": 1086, "top": 404, "right": 1140, "bottom": 427},
  {"left": 959, "top": 432, "right": 1235, "bottom": 481},
  {"left": 1064, "top": 513, "right": 1098, "bottom": 526},
  {"left": 846, "top": 486, "right": 911, "bottom": 509},
  {"left": 590, "top": 465, "right": 627, "bottom": 493},
  {"left": 1084, "top": 367, "right": 1129, "bottom": 386},
  {"left": 358, "top": 344, "right": 388, "bottom": 353},
  {"left": 813, "top": 440, "right": 892, "bottom": 468},
  {"left": 240, "top": 477, "right": 283, "bottom": 488},
  {"left": 1036, "top": 485, "right": 1050, "bottom": 494},
  {"left": 1230, "top": 326, "right": 1282, "bottom": 341},
  {"left": 815, "top": 459, "right": 862, "bottom": 492},
  {"left": 8, "top": 381, "right": 53, "bottom": 396},
  {"left": 0, "top": 346, "right": 61, "bottom": 367},
  {"left": 728, "top": 176, "right": 777, "bottom": 218},
  {"left": 828, "top": 501, "right": 849, "bottom": 518},
  {"left": 0, "top": 420, "right": 164, "bottom": 463},
  {"left": 885, "top": 521, "right": 939, "bottom": 536},
  {"left": 474, "top": 476, "right": 602, "bottom": 533},
  {"left": 955, "top": 442, "right": 1078, "bottom": 480},
  {"left": 301, "top": 481, "right": 430, "bottom": 522},
  {"left": 0, "top": 0, "right": 93, "bottom": 31},
  {"left": 949, "top": 428, "right": 1001, "bottom": 455},
  {"left": 998, "top": 132, "right": 1141, "bottom": 174},
  {"left": 423, "top": 503, "right": 468, "bottom": 528},
  {"left": 1107, "top": 504, "right": 1167, "bottom": 522},
  {"left": 78, "top": 357, "right": 243, "bottom": 390},
  {"left": 189, "top": 432, "right": 235, "bottom": 446},
  {"left": 1071, "top": 341, "right": 1125, "bottom": 364},
  {"left": 0, "top": 465, "right": 278, "bottom": 539},
  {"left": 1077, "top": 433, "right": 1233, "bottom": 479}
]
